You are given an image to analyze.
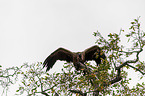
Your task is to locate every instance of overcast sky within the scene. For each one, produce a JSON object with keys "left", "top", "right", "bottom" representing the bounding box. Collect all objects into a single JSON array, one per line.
[{"left": 0, "top": 0, "right": 145, "bottom": 95}]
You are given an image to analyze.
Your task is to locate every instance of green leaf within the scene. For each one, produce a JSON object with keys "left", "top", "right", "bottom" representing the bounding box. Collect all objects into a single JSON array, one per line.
[
  {"left": 127, "top": 38, "right": 130, "bottom": 42},
  {"left": 131, "top": 31, "right": 135, "bottom": 34},
  {"left": 126, "top": 34, "right": 130, "bottom": 37},
  {"left": 93, "top": 32, "right": 97, "bottom": 36},
  {"left": 131, "top": 22, "right": 135, "bottom": 24},
  {"left": 138, "top": 23, "right": 140, "bottom": 27},
  {"left": 16, "top": 90, "right": 19, "bottom": 92},
  {"left": 140, "top": 76, "right": 143, "bottom": 80},
  {"left": 134, "top": 19, "right": 138, "bottom": 22}
]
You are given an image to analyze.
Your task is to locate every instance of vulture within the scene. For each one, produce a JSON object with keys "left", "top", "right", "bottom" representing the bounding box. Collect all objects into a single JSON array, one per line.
[{"left": 43, "top": 45, "right": 106, "bottom": 71}]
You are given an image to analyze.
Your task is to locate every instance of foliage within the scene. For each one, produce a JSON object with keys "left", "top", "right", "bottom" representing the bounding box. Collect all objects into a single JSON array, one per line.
[{"left": 0, "top": 17, "right": 145, "bottom": 96}]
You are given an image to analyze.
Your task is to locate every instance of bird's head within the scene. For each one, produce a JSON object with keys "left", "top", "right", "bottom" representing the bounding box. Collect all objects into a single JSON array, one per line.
[
  {"left": 77, "top": 52, "right": 81, "bottom": 57},
  {"left": 76, "top": 52, "right": 84, "bottom": 62}
]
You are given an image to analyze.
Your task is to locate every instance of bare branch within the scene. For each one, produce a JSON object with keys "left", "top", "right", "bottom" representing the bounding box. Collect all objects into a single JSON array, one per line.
[
  {"left": 116, "top": 48, "right": 143, "bottom": 70},
  {"left": 69, "top": 89, "right": 87, "bottom": 96},
  {"left": 99, "top": 68, "right": 121, "bottom": 90},
  {"left": 126, "top": 64, "right": 145, "bottom": 75},
  {"left": 41, "top": 92, "right": 50, "bottom": 96}
]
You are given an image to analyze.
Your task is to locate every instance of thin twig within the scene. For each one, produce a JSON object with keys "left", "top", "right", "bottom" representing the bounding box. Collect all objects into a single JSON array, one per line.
[{"left": 126, "top": 64, "right": 145, "bottom": 75}]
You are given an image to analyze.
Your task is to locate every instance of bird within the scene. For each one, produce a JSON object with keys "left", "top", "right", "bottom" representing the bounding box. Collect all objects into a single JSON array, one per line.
[{"left": 43, "top": 45, "right": 106, "bottom": 72}]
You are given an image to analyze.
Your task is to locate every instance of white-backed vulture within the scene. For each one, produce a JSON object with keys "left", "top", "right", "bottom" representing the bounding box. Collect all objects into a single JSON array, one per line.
[{"left": 43, "top": 45, "right": 106, "bottom": 71}]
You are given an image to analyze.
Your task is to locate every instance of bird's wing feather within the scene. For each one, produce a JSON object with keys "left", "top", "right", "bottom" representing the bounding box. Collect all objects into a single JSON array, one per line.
[
  {"left": 43, "top": 48, "right": 74, "bottom": 71},
  {"left": 83, "top": 45, "right": 101, "bottom": 61},
  {"left": 83, "top": 45, "right": 106, "bottom": 66}
]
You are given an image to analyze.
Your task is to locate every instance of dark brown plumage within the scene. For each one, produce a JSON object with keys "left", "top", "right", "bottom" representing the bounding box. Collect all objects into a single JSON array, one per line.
[{"left": 43, "top": 45, "right": 106, "bottom": 71}]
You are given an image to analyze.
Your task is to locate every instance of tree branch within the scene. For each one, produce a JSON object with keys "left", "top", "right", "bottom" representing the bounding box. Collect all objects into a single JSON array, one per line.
[
  {"left": 69, "top": 89, "right": 87, "bottom": 96},
  {"left": 116, "top": 48, "right": 143, "bottom": 70},
  {"left": 41, "top": 92, "right": 50, "bottom": 96},
  {"left": 94, "top": 68, "right": 122, "bottom": 93},
  {"left": 126, "top": 63, "right": 145, "bottom": 75}
]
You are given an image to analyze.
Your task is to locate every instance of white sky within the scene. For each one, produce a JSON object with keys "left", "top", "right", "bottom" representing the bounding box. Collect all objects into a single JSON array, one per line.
[{"left": 0, "top": 0, "right": 145, "bottom": 95}]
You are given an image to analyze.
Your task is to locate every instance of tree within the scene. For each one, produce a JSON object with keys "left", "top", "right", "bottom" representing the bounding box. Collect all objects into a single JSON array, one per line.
[{"left": 0, "top": 17, "right": 145, "bottom": 96}]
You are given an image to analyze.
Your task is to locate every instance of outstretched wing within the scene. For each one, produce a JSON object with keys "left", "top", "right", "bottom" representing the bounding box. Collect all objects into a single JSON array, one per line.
[
  {"left": 83, "top": 45, "right": 106, "bottom": 65},
  {"left": 43, "top": 48, "right": 74, "bottom": 71}
]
